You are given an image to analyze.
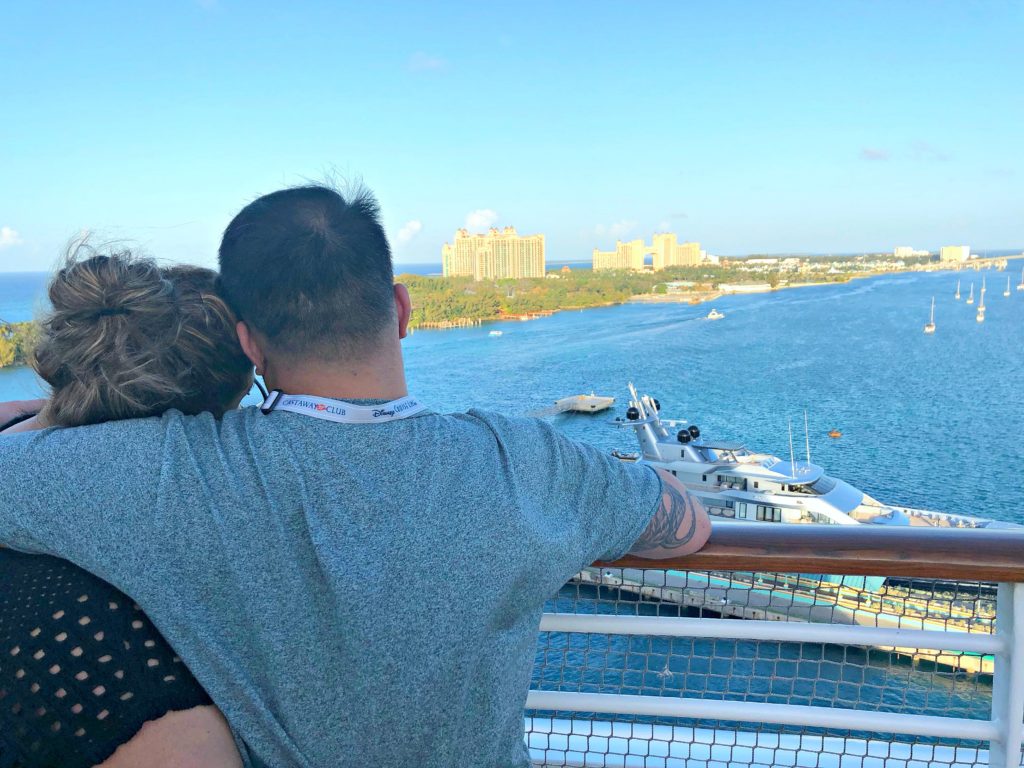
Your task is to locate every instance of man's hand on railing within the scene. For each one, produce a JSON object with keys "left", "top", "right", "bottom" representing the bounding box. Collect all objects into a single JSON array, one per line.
[{"left": 627, "top": 469, "right": 711, "bottom": 559}]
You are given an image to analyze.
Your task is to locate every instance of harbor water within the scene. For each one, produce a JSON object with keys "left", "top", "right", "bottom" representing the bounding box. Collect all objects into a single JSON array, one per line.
[{"left": 2, "top": 263, "right": 1022, "bottom": 727}]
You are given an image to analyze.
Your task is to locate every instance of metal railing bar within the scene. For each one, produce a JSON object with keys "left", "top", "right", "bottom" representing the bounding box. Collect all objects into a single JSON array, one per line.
[
  {"left": 538, "top": 613, "right": 1005, "bottom": 654},
  {"left": 990, "top": 582, "right": 1024, "bottom": 767},
  {"left": 600, "top": 521, "right": 1024, "bottom": 582},
  {"left": 525, "top": 691, "right": 999, "bottom": 741}
]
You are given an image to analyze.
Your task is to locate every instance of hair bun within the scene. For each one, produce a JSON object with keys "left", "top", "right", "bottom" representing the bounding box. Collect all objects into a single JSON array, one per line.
[
  {"left": 47, "top": 247, "right": 175, "bottom": 324},
  {"left": 33, "top": 242, "right": 253, "bottom": 427}
]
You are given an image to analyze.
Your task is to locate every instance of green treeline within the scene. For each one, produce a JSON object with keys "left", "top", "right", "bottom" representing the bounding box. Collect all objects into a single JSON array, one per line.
[
  {"left": 0, "top": 265, "right": 857, "bottom": 364},
  {"left": 401, "top": 266, "right": 735, "bottom": 328},
  {"left": 0, "top": 322, "right": 38, "bottom": 369}
]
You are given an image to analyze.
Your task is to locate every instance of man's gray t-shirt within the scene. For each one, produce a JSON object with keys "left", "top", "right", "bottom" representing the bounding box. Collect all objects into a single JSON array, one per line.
[{"left": 0, "top": 406, "right": 662, "bottom": 767}]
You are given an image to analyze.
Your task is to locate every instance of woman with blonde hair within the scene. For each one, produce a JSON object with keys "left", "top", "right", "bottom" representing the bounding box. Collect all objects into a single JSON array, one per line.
[{"left": 1, "top": 244, "right": 249, "bottom": 767}]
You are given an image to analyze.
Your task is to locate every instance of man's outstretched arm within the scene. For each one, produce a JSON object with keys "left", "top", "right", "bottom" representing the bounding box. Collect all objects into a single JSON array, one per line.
[{"left": 628, "top": 469, "right": 711, "bottom": 559}]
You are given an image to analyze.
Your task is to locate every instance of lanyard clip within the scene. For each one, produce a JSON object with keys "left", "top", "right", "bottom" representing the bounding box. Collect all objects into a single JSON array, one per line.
[{"left": 260, "top": 390, "right": 284, "bottom": 415}]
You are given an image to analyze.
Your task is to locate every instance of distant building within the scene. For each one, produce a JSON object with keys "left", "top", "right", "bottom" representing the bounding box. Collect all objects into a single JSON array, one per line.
[
  {"left": 442, "top": 226, "right": 546, "bottom": 280},
  {"left": 593, "top": 234, "right": 700, "bottom": 271},
  {"left": 894, "top": 246, "right": 930, "bottom": 258},
  {"left": 719, "top": 283, "right": 773, "bottom": 294},
  {"left": 651, "top": 233, "right": 701, "bottom": 269},
  {"left": 939, "top": 245, "right": 970, "bottom": 262},
  {"left": 592, "top": 239, "right": 646, "bottom": 271},
  {"left": 664, "top": 280, "right": 696, "bottom": 293},
  {"left": 675, "top": 240, "right": 701, "bottom": 267}
]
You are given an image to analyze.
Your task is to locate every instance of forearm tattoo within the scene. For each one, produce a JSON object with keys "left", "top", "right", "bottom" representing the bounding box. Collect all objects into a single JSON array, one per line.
[{"left": 632, "top": 481, "right": 701, "bottom": 552}]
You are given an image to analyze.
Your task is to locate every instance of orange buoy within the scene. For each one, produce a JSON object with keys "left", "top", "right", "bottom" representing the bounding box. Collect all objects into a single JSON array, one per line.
[{"left": 828, "top": 429, "right": 842, "bottom": 439}]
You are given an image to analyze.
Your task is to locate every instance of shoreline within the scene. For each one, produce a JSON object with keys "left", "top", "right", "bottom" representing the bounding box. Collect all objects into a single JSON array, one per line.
[
  {"left": 410, "top": 274, "right": 863, "bottom": 331},
  {"left": 410, "top": 256, "right": 1017, "bottom": 331}
]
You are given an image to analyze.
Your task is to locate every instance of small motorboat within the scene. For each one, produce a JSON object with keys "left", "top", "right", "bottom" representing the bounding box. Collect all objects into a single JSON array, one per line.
[
  {"left": 706, "top": 308, "right": 725, "bottom": 320},
  {"left": 488, "top": 330, "right": 503, "bottom": 337}
]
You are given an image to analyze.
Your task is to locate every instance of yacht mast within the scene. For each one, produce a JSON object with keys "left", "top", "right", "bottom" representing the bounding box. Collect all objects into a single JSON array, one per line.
[
  {"left": 804, "top": 410, "right": 811, "bottom": 465},
  {"left": 788, "top": 418, "right": 796, "bottom": 478}
]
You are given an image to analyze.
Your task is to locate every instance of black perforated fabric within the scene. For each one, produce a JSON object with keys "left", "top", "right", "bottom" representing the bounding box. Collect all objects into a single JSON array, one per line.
[{"left": 0, "top": 549, "right": 212, "bottom": 768}]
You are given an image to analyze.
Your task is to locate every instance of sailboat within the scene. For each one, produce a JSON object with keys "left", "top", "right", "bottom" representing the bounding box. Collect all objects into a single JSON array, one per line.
[
  {"left": 1005, "top": 276, "right": 1012, "bottom": 298},
  {"left": 976, "top": 277, "right": 986, "bottom": 323},
  {"left": 1017, "top": 266, "right": 1024, "bottom": 292},
  {"left": 966, "top": 283, "right": 975, "bottom": 305},
  {"left": 954, "top": 279, "right": 961, "bottom": 300},
  {"left": 923, "top": 297, "right": 936, "bottom": 334}
]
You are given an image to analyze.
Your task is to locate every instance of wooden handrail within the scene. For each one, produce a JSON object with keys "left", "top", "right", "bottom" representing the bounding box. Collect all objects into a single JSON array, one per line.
[{"left": 601, "top": 521, "right": 1024, "bottom": 582}]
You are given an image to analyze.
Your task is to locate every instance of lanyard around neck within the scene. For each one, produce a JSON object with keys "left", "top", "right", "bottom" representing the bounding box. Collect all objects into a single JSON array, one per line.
[{"left": 259, "top": 391, "right": 427, "bottom": 424}]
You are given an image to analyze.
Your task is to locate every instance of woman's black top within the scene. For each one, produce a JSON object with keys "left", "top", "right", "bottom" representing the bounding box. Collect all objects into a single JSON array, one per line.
[{"left": 0, "top": 548, "right": 212, "bottom": 767}]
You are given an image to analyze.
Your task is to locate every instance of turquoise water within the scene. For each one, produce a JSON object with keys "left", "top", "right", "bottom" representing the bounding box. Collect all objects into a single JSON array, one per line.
[
  {"left": 3, "top": 264, "right": 1023, "bottom": 520},
  {"left": 402, "top": 264, "right": 1024, "bottom": 523}
]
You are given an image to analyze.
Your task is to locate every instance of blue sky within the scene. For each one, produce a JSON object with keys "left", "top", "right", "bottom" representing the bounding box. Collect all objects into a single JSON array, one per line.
[{"left": 0, "top": 1, "right": 1021, "bottom": 272}]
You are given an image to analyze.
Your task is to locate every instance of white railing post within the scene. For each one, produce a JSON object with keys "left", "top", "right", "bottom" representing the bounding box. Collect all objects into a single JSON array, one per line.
[{"left": 989, "top": 582, "right": 1024, "bottom": 768}]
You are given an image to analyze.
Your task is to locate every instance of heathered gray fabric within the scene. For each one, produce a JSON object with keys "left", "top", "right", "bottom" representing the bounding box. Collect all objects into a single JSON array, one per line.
[{"left": 0, "top": 405, "right": 661, "bottom": 767}]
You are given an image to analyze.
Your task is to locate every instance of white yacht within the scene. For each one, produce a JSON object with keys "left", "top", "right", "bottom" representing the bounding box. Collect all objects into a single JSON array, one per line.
[
  {"left": 1017, "top": 266, "right": 1024, "bottom": 291},
  {"left": 613, "top": 384, "right": 1012, "bottom": 530},
  {"left": 706, "top": 308, "right": 725, "bottom": 320},
  {"left": 967, "top": 283, "right": 975, "bottom": 305},
  {"left": 1004, "top": 276, "right": 1011, "bottom": 298},
  {"left": 923, "top": 297, "right": 935, "bottom": 334},
  {"left": 977, "top": 277, "right": 986, "bottom": 322},
  {"left": 954, "top": 279, "right": 961, "bottom": 300}
]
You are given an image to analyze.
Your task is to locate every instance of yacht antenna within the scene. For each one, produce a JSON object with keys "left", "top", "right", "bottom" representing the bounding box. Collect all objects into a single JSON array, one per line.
[
  {"left": 804, "top": 410, "right": 811, "bottom": 465},
  {"left": 788, "top": 417, "right": 796, "bottom": 480}
]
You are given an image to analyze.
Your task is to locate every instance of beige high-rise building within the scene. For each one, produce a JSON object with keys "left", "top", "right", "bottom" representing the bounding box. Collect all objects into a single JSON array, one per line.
[
  {"left": 940, "top": 245, "right": 970, "bottom": 262},
  {"left": 651, "top": 233, "right": 677, "bottom": 271},
  {"left": 674, "top": 240, "right": 701, "bottom": 266},
  {"left": 593, "top": 239, "right": 646, "bottom": 271},
  {"left": 442, "top": 226, "right": 546, "bottom": 280},
  {"left": 600, "top": 233, "right": 701, "bottom": 271}
]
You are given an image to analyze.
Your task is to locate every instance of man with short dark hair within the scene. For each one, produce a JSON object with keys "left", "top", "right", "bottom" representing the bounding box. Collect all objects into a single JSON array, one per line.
[{"left": 0, "top": 184, "right": 710, "bottom": 766}]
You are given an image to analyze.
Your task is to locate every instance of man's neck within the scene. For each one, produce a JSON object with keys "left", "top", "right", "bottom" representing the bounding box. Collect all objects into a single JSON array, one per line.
[{"left": 263, "top": 351, "right": 409, "bottom": 402}]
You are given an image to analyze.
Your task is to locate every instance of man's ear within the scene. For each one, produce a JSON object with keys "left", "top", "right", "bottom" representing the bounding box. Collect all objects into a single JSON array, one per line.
[
  {"left": 394, "top": 284, "right": 412, "bottom": 340},
  {"left": 236, "top": 321, "right": 266, "bottom": 374}
]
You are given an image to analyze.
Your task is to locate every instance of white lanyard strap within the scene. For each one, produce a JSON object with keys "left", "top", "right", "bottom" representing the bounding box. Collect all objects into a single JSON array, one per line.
[{"left": 260, "top": 391, "right": 427, "bottom": 424}]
